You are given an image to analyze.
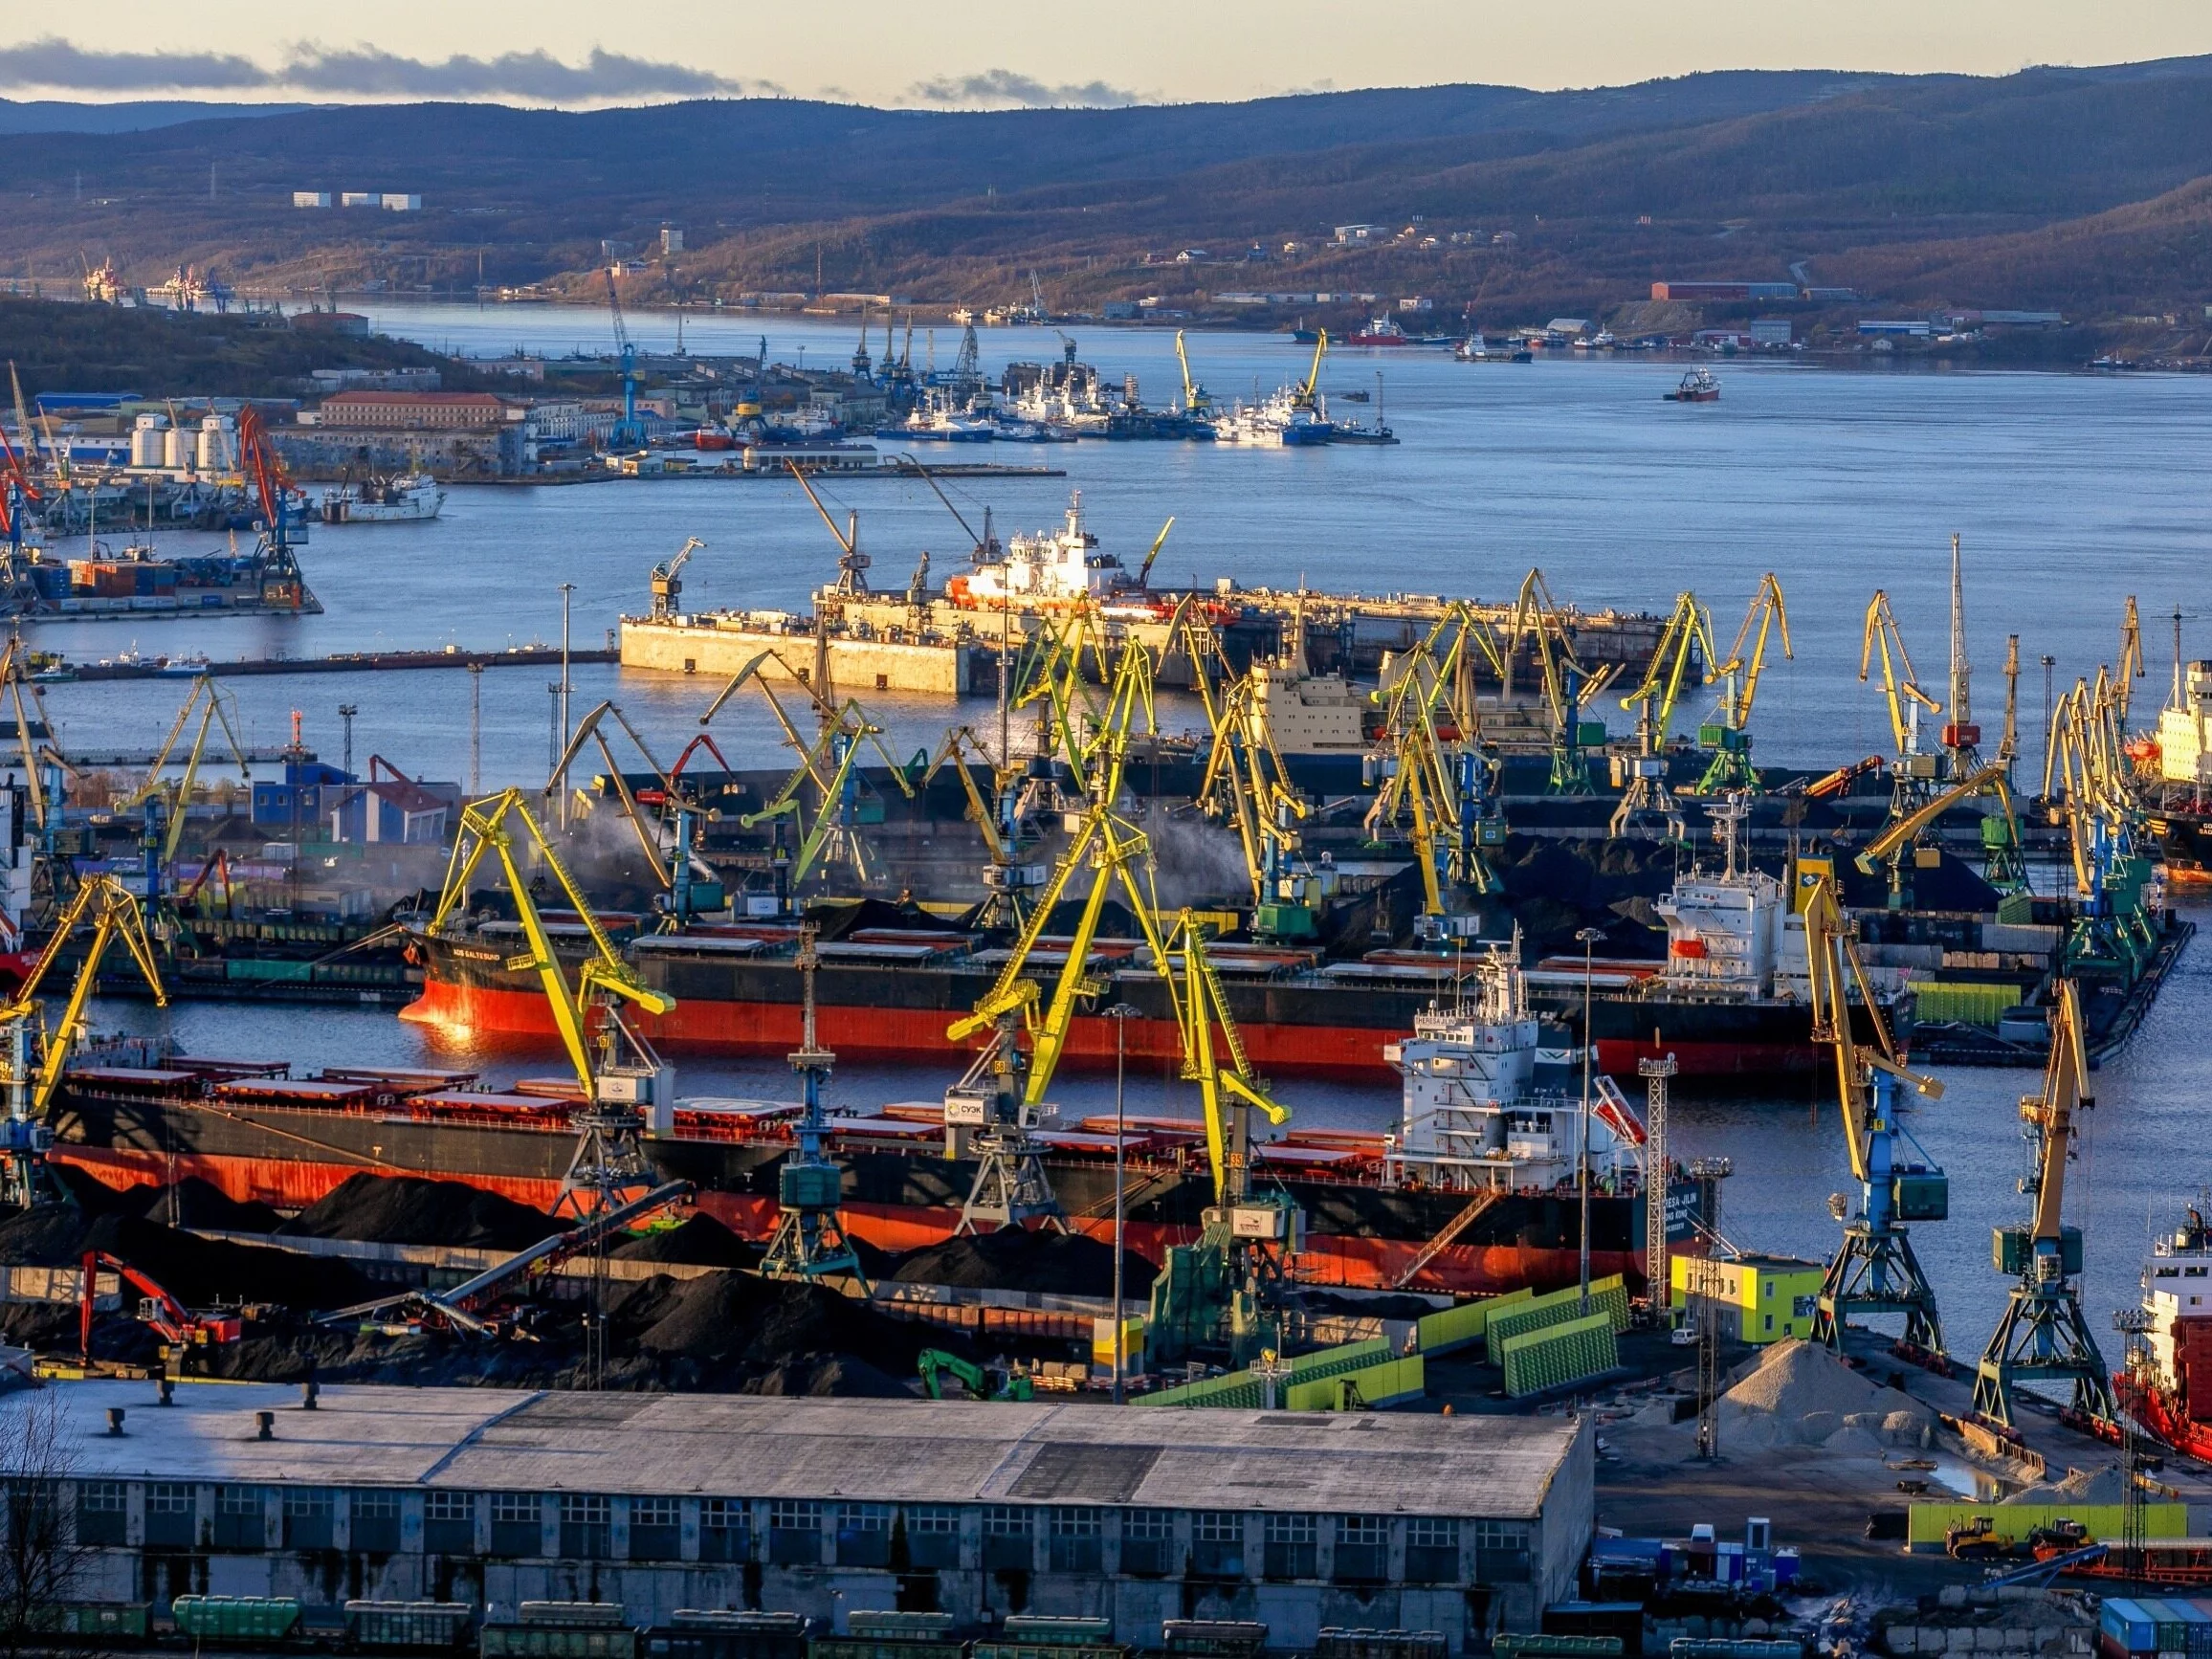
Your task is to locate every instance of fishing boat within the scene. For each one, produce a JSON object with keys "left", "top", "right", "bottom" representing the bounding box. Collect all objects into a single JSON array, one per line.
[
  {"left": 319, "top": 473, "right": 445, "bottom": 523},
  {"left": 1665, "top": 370, "right": 1721, "bottom": 403}
]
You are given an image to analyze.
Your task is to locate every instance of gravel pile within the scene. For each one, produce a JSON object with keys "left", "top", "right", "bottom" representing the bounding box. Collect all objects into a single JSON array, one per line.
[
  {"left": 1716, "top": 1339, "right": 1935, "bottom": 1450},
  {"left": 610, "top": 1215, "right": 758, "bottom": 1269},
  {"left": 279, "top": 1173, "right": 566, "bottom": 1250}
]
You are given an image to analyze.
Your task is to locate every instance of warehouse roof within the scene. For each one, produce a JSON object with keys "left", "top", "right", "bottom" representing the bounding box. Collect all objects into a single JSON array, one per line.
[{"left": 19, "top": 1382, "right": 1580, "bottom": 1519}]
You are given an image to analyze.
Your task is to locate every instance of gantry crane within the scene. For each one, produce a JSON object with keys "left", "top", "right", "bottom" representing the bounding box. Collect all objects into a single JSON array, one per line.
[
  {"left": 235, "top": 407, "right": 309, "bottom": 609},
  {"left": 2044, "top": 672, "right": 2156, "bottom": 976},
  {"left": 1505, "top": 568, "right": 1616, "bottom": 794},
  {"left": 1144, "top": 907, "right": 1298, "bottom": 1368},
  {"left": 0, "top": 874, "right": 166, "bottom": 1207},
  {"left": 923, "top": 723, "right": 1042, "bottom": 931},
  {"left": 427, "top": 789, "right": 676, "bottom": 1218},
  {"left": 112, "top": 675, "right": 253, "bottom": 896},
  {"left": 1862, "top": 588, "right": 1943, "bottom": 809},
  {"left": 604, "top": 267, "right": 645, "bottom": 451},
  {"left": 1611, "top": 589, "right": 1712, "bottom": 838},
  {"left": 761, "top": 924, "right": 866, "bottom": 1285},
  {"left": 1173, "top": 330, "right": 1214, "bottom": 419},
  {"left": 1803, "top": 874, "right": 1949, "bottom": 1362},
  {"left": 941, "top": 635, "right": 1159, "bottom": 1232},
  {"left": 2116, "top": 596, "right": 2144, "bottom": 724},
  {"left": 1854, "top": 761, "right": 2027, "bottom": 906},
  {"left": 1697, "top": 573, "right": 1791, "bottom": 793},
  {"left": 1970, "top": 980, "right": 2114, "bottom": 1430}
]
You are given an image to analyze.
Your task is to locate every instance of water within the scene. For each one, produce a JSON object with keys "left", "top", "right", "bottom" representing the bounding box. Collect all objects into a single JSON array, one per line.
[{"left": 55, "top": 300, "right": 2212, "bottom": 1375}]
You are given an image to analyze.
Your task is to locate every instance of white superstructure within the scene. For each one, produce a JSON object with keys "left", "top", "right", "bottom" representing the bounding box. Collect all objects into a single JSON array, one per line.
[
  {"left": 2157, "top": 662, "right": 2212, "bottom": 787},
  {"left": 961, "top": 494, "right": 1137, "bottom": 608},
  {"left": 1652, "top": 796, "right": 1802, "bottom": 1000},
  {"left": 321, "top": 473, "right": 445, "bottom": 524},
  {"left": 1383, "top": 941, "right": 1638, "bottom": 1192}
]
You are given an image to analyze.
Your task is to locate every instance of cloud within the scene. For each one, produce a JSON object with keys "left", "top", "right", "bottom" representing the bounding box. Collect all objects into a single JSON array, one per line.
[
  {"left": 904, "top": 68, "right": 1142, "bottom": 108},
  {"left": 0, "top": 35, "right": 762, "bottom": 102}
]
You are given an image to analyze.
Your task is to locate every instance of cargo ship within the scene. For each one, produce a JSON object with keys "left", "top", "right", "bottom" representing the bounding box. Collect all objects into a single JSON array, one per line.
[
  {"left": 404, "top": 813, "right": 1908, "bottom": 1081},
  {"left": 49, "top": 948, "right": 1692, "bottom": 1296},
  {"left": 2116, "top": 1206, "right": 2212, "bottom": 1463}
]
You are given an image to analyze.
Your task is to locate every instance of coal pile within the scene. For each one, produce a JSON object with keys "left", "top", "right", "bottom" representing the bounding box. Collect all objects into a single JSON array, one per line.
[
  {"left": 82, "top": 1214, "right": 383, "bottom": 1312},
  {"left": 890, "top": 1228, "right": 1153, "bottom": 1298},
  {"left": 610, "top": 1214, "right": 759, "bottom": 1270},
  {"left": 111, "top": 1177, "right": 282, "bottom": 1234},
  {"left": 279, "top": 1173, "right": 567, "bottom": 1250}
]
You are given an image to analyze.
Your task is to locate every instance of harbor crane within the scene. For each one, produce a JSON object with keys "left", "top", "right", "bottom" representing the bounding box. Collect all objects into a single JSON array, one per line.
[
  {"left": 941, "top": 634, "right": 1159, "bottom": 1232},
  {"left": 923, "top": 724, "right": 1041, "bottom": 930},
  {"left": 1505, "top": 568, "right": 1615, "bottom": 794},
  {"left": 1697, "top": 573, "right": 1791, "bottom": 793},
  {"left": 1854, "top": 761, "right": 2026, "bottom": 906},
  {"left": 761, "top": 924, "right": 866, "bottom": 1285},
  {"left": 1290, "top": 329, "right": 1329, "bottom": 412},
  {"left": 428, "top": 789, "right": 676, "bottom": 1218},
  {"left": 1970, "top": 979, "right": 2115, "bottom": 1431},
  {"left": 788, "top": 461, "right": 871, "bottom": 598},
  {"left": 1862, "top": 588, "right": 1942, "bottom": 807},
  {"left": 113, "top": 675, "right": 253, "bottom": 893},
  {"left": 1803, "top": 874, "right": 1949, "bottom": 1364},
  {"left": 1173, "top": 330, "right": 1215, "bottom": 419},
  {"left": 1611, "top": 589, "right": 1713, "bottom": 838},
  {"left": 2043, "top": 672, "right": 2156, "bottom": 977},
  {"left": 0, "top": 873, "right": 166, "bottom": 1208},
  {"left": 603, "top": 268, "right": 646, "bottom": 450},
  {"left": 648, "top": 537, "right": 702, "bottom": 621},
  {"left": 236, "top": 407, "right": 309, "bottom": 609}
]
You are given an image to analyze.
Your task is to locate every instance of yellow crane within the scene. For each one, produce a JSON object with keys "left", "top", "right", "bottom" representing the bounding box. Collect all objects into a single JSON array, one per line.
[
  {"left": 0, "top": 874, "right": 166, "bottom": 1206},
  {"left": 427, "top": 789, "right": 676, "bottom": 1216},
  {"left": 2043, "top": 675, "right": 2155, "bottom": 974},
  {"left": 1861, "top": 590, "right": 1942, "bottom": 764},
  {"left": 1698, "top": 574, "right": 1791, "bottom": 792},
  {"left": 1801, "top": 874, "right": 1948, "bottom": 1360},
  {"left": 1364, "top": 603, "right": 1508, "bottom": 916},
  {"left": 921, "top": 724, "right": 1040, "bottom": 930},
  {"left": 1970, "top": 980, "right": 2113, "bottom": 1428},
  {"left": 1854, "top": 761, "right": 2024, "bottom": 905},
  {"left": 550, "top": 700, "right": 678, "bottom": 885},
  {"left": 114, "top": 675, "right": 253, "bottom": 869},
  {"left": 2116, "top": 595, "right": 2144, "bottom": 723},
  {"left": 1611, "top": 589, "right": 1713, "bottom": 836},
  {"left": 1505, "top": 567, "right": 1617, "bottom": 794},
  {"left": 1291, "top": 328, "right": 1328, "bottom": 411},
  {"left": 1173, "top": 330, "right": 1213, "bottom": 418}
]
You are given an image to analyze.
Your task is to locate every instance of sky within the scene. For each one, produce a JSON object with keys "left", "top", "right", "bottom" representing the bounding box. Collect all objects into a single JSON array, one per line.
[{"left": 3, "top": 2, "right": 2211, "bottom": 108}]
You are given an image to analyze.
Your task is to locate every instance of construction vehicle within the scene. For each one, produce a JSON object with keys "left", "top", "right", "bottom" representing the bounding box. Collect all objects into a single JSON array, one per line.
[
  {"left": 1610, "top": 589, "right": 1712, "bottom": 838},
  {"left": 0, "top": 874, "right": 166, "bottom": 1207},
  {"left": 648, "top": 537, "right": 702, "bottom": 622},
  {"left": 77, "top": 1250, "right": 242, "bottom": 1366},
  {"left": 1971, "top": 980, "right": 2115, "bottom": 1431},
  {"left": 1803, "top": 874, "right": 1949, "bottom": 1366},
  {"left": 603, "top": 268, "right": 645, "bottom": 451},
  {"left": 1696, "top": 574, "right": 1791, "bottom": 793},
  {"left": 425, "top": 789, "right": 675, "bottom": 1218},
  {"left": 917, "top": 1348, "right": 1034, "bottom": 1401}
]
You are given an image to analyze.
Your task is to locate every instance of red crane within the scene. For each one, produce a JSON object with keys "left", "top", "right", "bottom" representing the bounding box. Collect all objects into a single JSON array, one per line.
[
  {"left": 78, "top": 1250, "right": 241, "bottom": 1364},
  {"left": 235, "top": 406, "right": 308, "bottom": 609}
]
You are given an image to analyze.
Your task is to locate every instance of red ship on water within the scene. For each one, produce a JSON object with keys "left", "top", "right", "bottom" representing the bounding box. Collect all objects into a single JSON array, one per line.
[
  {"left": 2116, "top": 1206, "right": 2212, "bottom": 1463},
  {"left": 1346, "top": 318, "right": 1417, "bottom": 346}
]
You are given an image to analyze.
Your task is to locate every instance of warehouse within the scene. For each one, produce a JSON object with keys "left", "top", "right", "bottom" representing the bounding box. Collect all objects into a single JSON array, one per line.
[{"left": 17, "top": 1382, "right": 1590, "bottom": 1650}]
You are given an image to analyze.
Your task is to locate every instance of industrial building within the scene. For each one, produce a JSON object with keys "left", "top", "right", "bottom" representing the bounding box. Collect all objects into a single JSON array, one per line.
[
  {"left": 20, "top": 1382, "right": 1590, "bottom": 1650},
  {"left": 1670, "top": 1252, "right": 1825, "bottom": 1345}
]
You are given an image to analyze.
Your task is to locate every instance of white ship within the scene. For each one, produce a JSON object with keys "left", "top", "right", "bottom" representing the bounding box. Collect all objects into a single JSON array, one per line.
[
  {"left": 320, "top": 473, "right": 445, "bottom": 524},
  {"left": 1212, "top": 391, "right": 1334, "bottom": 448},
  {"left": 1383, "top": 940, "right": 1644, "bottom": 1193},
  {"left": 946, "top": 493, "right": 1143, "bottom": 610}
]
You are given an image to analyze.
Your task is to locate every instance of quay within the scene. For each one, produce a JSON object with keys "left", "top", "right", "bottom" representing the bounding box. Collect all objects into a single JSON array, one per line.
[{"left": 53, "top": 644, "right": 620, "bottom": 682}]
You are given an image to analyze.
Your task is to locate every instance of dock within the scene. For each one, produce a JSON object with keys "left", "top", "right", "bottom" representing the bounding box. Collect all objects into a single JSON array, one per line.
[{"left": 52, "top": 645, "right": 619, "bottom": 683}]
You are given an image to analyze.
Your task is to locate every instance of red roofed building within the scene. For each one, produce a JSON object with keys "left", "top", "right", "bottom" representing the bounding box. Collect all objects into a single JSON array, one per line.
[{"left": 311, "top": 391, "right": 514, "bottom": 430}]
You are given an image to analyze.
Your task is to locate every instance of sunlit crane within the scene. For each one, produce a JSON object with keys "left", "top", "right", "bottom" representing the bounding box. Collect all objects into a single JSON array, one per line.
[
  {"left": 603, "top": 267, "right": 645, "bottom": 450},
  {"left": 1697, "top": 573, "right": 1791, "bottom": 792}
]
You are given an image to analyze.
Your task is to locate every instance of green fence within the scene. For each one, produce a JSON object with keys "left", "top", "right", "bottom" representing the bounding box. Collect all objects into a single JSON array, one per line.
[
  {"left": 1284, "top": 1355, "right": 1425, "bottom": 1410},
  {"left": 1907, "top": 981, "right": 2022, "bottom": 1026},
  {"left": 1498, "top": 1310, "right": 1620, "bottom": 1397},
  {"left": 1416, "top": 1287, "right": 1532, "bottom": 1357},
  {"left": 1487, "top": 1275, "right": 1629, "bottom": 1352},
  {"left": 1137, "top": 1338, "right": 1393, "bottom": 1409}
]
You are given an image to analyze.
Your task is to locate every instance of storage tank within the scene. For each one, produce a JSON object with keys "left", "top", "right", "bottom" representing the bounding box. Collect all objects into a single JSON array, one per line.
[
  {"left": 197, "top": 414, "right": 236, "bottom": 472},
  {"left": 130, "top": 414, "right": 168, "bottom": 469},
  {"left": 162, "top": 426, "right": 190, "bottom": 470}
]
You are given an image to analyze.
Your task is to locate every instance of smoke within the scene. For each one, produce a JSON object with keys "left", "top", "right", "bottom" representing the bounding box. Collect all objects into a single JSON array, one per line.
[
  {"left": 1141, "top": 810, "right": 1257, "bottom": 910},
  {"left": 903, "top": 68, "right": 1142, "bottom": 108},
  {"left": 0, "top": 36, "right": 768, "bottom": 102}
]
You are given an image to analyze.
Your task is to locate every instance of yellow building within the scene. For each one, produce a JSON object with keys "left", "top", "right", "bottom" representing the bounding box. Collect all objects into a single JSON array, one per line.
[{"left": 1670, "top": 1252, "right": 1825, "bottom": 1344}]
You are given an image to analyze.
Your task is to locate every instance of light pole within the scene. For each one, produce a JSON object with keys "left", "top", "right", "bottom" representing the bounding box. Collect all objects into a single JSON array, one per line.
[
  {"left": 557, "top": 582, "right": 576, "bottom": 826},
  {"left": 1575, "top": 925, "right": 1604, "bottom": 1306},
  {"left": 1105, "top": 1002, "right": 1139, "bottom": 1404}
]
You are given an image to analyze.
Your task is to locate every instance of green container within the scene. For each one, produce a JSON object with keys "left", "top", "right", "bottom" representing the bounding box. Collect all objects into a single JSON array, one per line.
[
  {"left": 42, "top": 1604, "right": 150, "bottom": 1640},
  {"left": 171, "top": 1596, "right": 303, "bottom": 1642},
  {"left": 1574, "top": 722, "right": 1608, "bottom": 747},
  {"left": 482, "top": 1627, "right": 639, "bottom": 1658},
  {"left": 1499, "top": 1310, "right": 1621, "bottom": 1397},
  {"left": 1892, "top": 1171, "right": 1949, "bottom": 1222},
  {"left": 227, "top": 957, "right": 314, "bottom": 984},
  {"left": 1993, "top": 1225, "right": 2084, "bottom": 1276},
  {"left": 1980, "top": 815, "right": 2018, "bottom": 849},
  {"left": 1253, "top": 902, "right": 1318, "bottom": 939},
  {"left": 347, "top": 1601, "right": 474, "bottom": 1648},
  {"left": 780, "top": 1163, "right": 843, "bottom": 1207},
  {"left": 1909, "top": 981, "right": 2021, "bottom": 1027}
]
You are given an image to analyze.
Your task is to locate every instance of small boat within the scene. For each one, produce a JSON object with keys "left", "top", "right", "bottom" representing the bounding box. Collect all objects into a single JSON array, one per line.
[
  {"left": 321, "top": 472, "right": 445, "bottom": 523},
  {"left": 693, "top": 429, "right": 738, "bottom": 452},
  {"left": 1665, "top": 369, "right": 1721, "bottom": 403},
  {"left": 157, "top": 653, "right": 212, "bottom": 677}
]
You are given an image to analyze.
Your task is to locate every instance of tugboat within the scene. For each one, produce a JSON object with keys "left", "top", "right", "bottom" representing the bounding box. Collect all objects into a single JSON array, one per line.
[
  {"left": 2116, "top": 1206, "right": 2212, "bottom": 1463},
  {"left": 1665, "top": 369, "right": 1721, "bottom": 403}
]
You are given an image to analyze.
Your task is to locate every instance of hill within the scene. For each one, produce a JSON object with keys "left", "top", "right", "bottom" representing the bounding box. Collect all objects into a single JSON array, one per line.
[{"left": 3, "top": 58, "right": 2212, "bottom": 332}]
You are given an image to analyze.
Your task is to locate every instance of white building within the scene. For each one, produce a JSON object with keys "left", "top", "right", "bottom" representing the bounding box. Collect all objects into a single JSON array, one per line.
[
  {"left": 292, "top": 191, "right": 331, "bottom": 209},
  {"left": 382, "top": 193, "right": 423, "bottom": 211},
  {"left": 339, "top": 191, "right": 380, "bottom": 208}
]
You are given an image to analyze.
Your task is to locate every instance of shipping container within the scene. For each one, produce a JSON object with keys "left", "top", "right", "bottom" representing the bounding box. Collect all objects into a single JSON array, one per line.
[{"left": 2104, "top": 1600, "right": 2157, "bottom": 1655}]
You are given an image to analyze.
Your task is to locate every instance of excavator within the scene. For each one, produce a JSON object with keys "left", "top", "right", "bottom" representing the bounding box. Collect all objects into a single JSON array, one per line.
[
  {"left": 78, "top": 1250, "right": 243, "bottom": 1369},
  {"left": 918, "top": 1348, "right": 1034, "bottom": 1401}
]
